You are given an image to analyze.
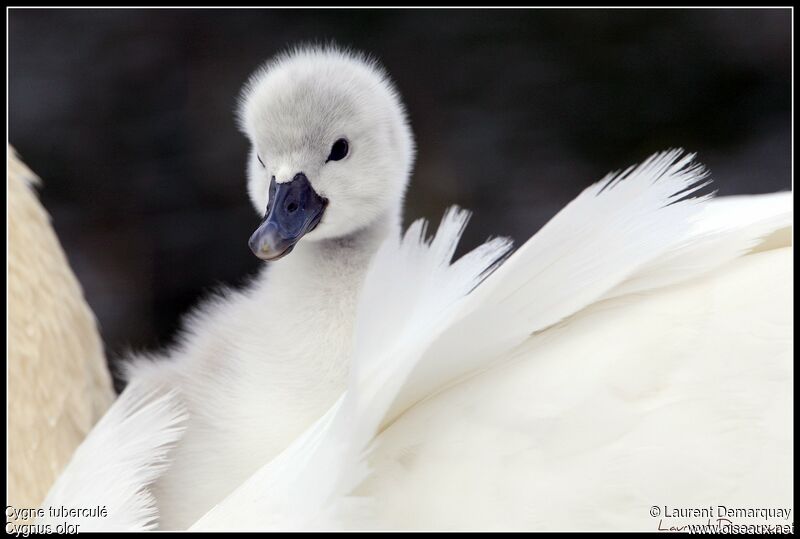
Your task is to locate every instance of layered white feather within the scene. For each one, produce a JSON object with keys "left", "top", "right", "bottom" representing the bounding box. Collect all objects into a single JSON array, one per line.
[
  {"left": 386, "top": 150, "right": 717, "bottom": 425},
  {"left": 355, "top": 245, "right": 792, "bottom": 530},
  {"left": 37, "top": 381, "right": 187, "bottom": 531},
  {"left": 608, "top": 191, "right": 791, "bottom": 298}
]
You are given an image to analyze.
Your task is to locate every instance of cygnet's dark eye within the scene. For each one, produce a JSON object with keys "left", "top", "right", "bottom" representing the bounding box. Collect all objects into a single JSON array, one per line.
[
  {"left": 326, "top": 138, "right": 349, "bottom": 162},
  {"left": 257, "top": 155, "right": 265, "bottom": 168}
]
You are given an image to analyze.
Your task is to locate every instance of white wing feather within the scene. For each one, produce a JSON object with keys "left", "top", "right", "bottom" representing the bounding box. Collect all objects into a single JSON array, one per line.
[
  {"left": 608, "top": 191, "right": 791, "bottom": 298},
  {"left": 386, "top": 150, "right": 717, "bottom": 426},
  {"left": 37, "top": 381, "right": 187, "bottom": 531},
  {"left": 356, "top": 245, "right": 792, "bottom": 530}
]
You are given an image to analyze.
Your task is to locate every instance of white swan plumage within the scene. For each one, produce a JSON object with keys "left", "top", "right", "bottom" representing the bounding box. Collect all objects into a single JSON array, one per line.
[{"left": 38, "top": 45, "right": 792, "bottom": 532}]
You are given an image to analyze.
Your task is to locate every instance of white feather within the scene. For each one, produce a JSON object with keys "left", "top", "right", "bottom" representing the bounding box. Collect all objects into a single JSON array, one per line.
[
  {"left": 37, "top": 381, "right": 187, "bottom": 531},
  {"left": 386, "top": 150, "right": 712, "bottom": 425},
  {"left": 354, "top": 245, "right": 792, "bottom": 530},
  {"left": 608, "top": 191, "right": 791, "bottom": 298}
]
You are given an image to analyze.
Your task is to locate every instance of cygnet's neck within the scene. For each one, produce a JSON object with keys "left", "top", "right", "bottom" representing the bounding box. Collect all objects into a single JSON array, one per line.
[
  {"left": 254, "top": 210, "right": 399, "bottom": 310},
  {"left": 245, "top": 209, "right": 398, "bottom": 399}
]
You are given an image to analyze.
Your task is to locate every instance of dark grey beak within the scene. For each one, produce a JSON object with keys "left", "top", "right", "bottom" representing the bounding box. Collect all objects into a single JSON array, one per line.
[{"left": 248, "top": 173, "right": 328, "bottom": 261}]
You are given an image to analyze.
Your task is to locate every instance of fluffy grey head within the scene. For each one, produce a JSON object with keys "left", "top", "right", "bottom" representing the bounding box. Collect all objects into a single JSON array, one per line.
[{"left": 238, "top": 45, "right": 416, "bottom": 245}]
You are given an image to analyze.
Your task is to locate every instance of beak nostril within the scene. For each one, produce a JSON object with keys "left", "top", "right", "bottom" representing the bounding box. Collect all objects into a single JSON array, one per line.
[{"left": 286, "top": 202, "right": 299, "bottom": 213}]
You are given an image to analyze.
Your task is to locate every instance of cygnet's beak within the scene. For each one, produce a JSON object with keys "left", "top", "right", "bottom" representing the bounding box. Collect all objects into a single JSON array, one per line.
[{"left": 248, "top": 173, "right": 328, "bottom": 261}]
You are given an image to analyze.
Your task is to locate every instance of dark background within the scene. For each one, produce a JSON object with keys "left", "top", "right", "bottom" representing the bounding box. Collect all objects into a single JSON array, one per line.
[{"left": 9, "top": 9, "right": 792, "bottom": 390}]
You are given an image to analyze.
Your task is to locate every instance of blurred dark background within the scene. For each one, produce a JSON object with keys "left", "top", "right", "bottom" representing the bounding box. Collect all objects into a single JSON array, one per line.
[{"left": 9, "top": 9, "right": 791, "bottom": 390}]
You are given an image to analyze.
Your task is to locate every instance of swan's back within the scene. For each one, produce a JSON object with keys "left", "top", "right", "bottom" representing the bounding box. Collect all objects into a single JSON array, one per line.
[
  {"left": 358, "top": 229, "right": 791, "bottom": 530},
  {"left": 7, "top": 146, "right": 114, "bottom": 510}
]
